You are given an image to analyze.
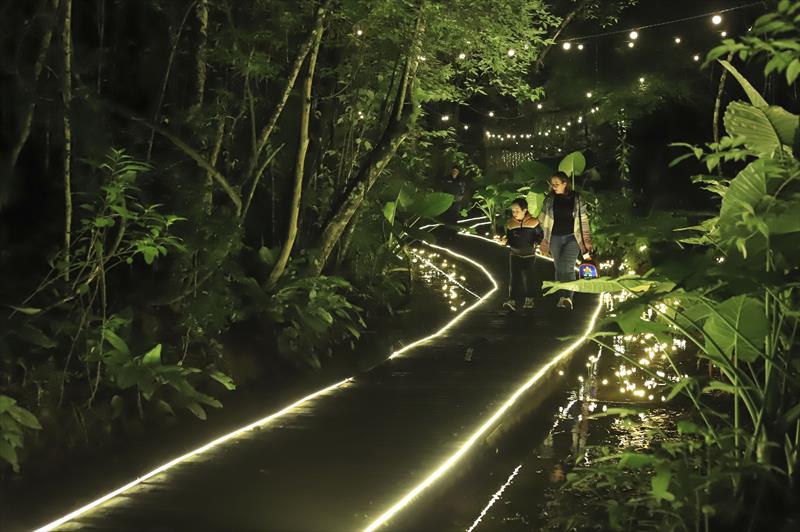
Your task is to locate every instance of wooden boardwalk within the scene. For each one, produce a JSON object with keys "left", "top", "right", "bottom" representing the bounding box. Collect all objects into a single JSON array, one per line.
[{"left": 33, "top": 233, "right": 600, "bottom": 532}]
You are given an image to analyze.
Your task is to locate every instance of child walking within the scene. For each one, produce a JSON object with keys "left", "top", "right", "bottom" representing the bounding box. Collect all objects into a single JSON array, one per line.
[{"left": 495, "top": 198, "right": 543, "bottom": 312}]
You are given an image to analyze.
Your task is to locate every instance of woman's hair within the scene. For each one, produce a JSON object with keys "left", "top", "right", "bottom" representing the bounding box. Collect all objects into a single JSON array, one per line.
[{"left": 511, "top": 197, "right": 528, "bottom": 210}]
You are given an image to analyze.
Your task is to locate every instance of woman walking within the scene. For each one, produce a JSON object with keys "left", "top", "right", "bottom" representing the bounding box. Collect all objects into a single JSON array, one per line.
[
  {"left": 495, "top": 198, "right": 542, "bottom": 313},
  {"left": 539, "top": 171, "right": 593, "bottom": 310}
]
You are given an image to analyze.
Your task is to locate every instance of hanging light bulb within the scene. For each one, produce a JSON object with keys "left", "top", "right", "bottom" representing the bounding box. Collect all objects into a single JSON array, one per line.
[
  {"left": 586, "top": 91, "right": 593, "bottom": 98},
  {"left": 674, "top": 37, "right": 682, "bottom": 44},
  {"left": 712, "top": 14, "right": 722, "bottom": 25},
  {"left": 628, "top": 41, "right": 635, "bottom": 48},
  {"left": 536, "top": 103, "right": 543, "bottom": 110},
  {"left": 577, "top": 44, "right": 584, "bottom": 50},
  {"left": 562, "top": 42, "right": 572, "bottom": 50},
  {"left": 629, "top": 30, "right": 639, "bottom": 40},
  {"left": 721, "top": 31, "right": 727, "bottom": 37},
  {"left": 693, "top": 54, "right": 700, "bottom": 61},
  {"left": 463, "top": 124, "right": 469, "bottom": 130}
]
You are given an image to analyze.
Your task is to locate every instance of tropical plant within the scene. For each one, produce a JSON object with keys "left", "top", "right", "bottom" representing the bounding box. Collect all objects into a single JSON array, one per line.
[
  {"left": 0, "top": 395, "right": 41, "bottom": 472},
  {"left": 544, "top": 56, "right": 800, "bottom": 529}
]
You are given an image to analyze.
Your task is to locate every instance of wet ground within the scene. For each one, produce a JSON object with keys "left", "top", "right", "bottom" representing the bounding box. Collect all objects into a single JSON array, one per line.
[{"left": 14, "top": 230, "right": 610, "bottom": 531}]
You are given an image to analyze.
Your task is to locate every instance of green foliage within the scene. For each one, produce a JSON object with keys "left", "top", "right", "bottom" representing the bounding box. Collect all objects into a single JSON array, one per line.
[
  {"left": 551, "top": 43, "right": 800, "bottom": 529},
  {"left": 0, "top": 395, "right": 42, "bottom": 472}
]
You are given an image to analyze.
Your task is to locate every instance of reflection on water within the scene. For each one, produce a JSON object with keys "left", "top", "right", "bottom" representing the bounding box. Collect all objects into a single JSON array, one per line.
[{"left": 461, "top": 293, "right": 689, "bottom": 531}]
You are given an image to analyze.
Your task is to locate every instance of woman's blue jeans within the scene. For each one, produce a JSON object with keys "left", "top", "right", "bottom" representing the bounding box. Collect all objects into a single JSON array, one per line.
[{"left": 550, "top": 233, "right": 580, "bottom": 300}]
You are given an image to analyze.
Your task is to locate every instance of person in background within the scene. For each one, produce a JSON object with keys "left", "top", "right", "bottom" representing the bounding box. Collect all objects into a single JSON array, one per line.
[
  {"left": 494, "top": 198, "right": 542, "bottom": 313},
  {"left": 443, "top": 165, "right": 466, "bottom": 221},
  {"left": 538, "top": 171, "right": 593, "bottom": 310}
]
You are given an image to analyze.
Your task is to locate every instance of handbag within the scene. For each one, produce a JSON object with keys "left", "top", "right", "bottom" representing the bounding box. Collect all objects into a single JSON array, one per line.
[{"left": 579, "top": 257, "right": 598, "bottom": 279}]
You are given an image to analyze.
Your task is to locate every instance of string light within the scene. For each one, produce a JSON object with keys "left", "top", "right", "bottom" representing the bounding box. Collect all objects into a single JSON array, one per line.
[
  {"left": 356, "top": 29, "right": 363, "bottom": 36},
  {"left": 586, "top": 91, "right": 593, "bottom": 98},
  {"left": 674, "top": 36, "right": 682, "bottom": 43},
  {"left": 441, "top": 115, "right": 450, "bottom": 122},
  {"left": 562, "top": 42, "right": 572, "bottom": 50},
  {"left": 577, "top": 43, "right": 584, "bottom": 50},
  {"left": 488, "top": 111, "right": 494, "bottom": 117},
  {"left": 463, "top": 124, "right": 469, "bottom": 130},
  {"left": 507, "top": 48, "right": 516, "bottom": 57},
  {"left": 721, "top": 31, "right": 727, "bottom": 37},
  {"left": 693, "top": 54, "right": 700, "bottom": 61},
  {"left": 628, "top": 41, "right": 635, "bottom": 48},
  {"left": 536, "top": 103, "right": 543, "bottom": 110},
  {"left": 712, "top": 14, "right": 722, "bottom": 25},
  {"left": 458, "top": 52, "right": 466, "bottom": 60},
  {"left": 629, "top": 30, "right": 639, "bottom": 40},
  {"left": 639, "top": 77, "right": 645, "bottom": 83}
]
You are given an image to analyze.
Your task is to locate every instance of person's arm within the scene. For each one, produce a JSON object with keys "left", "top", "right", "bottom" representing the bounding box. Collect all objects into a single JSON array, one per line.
[{"left": 493, "top": 220, "right": 510, "bottom": 245}]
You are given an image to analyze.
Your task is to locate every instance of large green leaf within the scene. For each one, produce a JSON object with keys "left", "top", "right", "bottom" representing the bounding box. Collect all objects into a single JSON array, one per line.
[
  {"left": 543, "top": 277, "right": 654, "bottom": 295},
  {"left": 0, "top": 439, "right": 19, "bottom": 471},
  {"left": 764, "top": 106, "right": 799, "bottom": 152},
  {"left": 724, "top": 101, "right": 783, "bottom": 156},
  {"left": 558, "top": 151, "right": 586, "bottom": 177},
  {"left": 405, "top": 192, "right": 454, "bottom": 218},
  {"left": 719, "top": 60, "right": 768, "bottom": 108},
  {"left": 512, "top": 160, "right": 553, "bottom": 184},
  {"left": 702, "top": 296, "right": 767, "bottom": 363},
  {"left": 0, "top": 396, "right": 16, "bottom": 414},
  {"left": 718, "top": 160, "right": 768, "bottom": 239},
  {"left": 525, "top": 191, "right": 546, "bottom": 217}
]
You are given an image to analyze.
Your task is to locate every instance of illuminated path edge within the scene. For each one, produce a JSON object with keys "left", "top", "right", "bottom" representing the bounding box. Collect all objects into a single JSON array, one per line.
[
  {"left": 364, "top": 235, "right": 604, "bottom": 531},
  {"left": 33, "top": 238, "right": 497, "bottom": 531}
]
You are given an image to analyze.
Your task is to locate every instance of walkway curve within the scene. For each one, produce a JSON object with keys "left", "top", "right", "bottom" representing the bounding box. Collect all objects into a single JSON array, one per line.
[{"left": 31, "top": 229, "right": 602, "bottom": 532}]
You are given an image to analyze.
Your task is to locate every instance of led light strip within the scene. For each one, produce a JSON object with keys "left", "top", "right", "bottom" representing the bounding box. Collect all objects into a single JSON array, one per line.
[
  {"left": 466, "top": 464, "right": 523, "bottom": 532},
  {"left": 33, "top": 234, "right": 498, "bottom": 531},
  {"left": 363, "top": 288, "right": 604, "bottom": 531},
  {"left": 34, "top": 377, "right": 353, "bottom": 531},
  {"left": 390, "top": 241, "right": 498, "bottom": 359},
  {"left": 411, "top": 250, "right": 481, "bottom": 299}
]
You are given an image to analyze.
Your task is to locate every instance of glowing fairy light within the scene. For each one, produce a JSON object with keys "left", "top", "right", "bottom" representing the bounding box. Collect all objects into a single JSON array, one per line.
[
  {"left": 441, "top": 115, "right": 450, "bottom": 122},
  {"left": 466, "top": 465, "right": 523, "bottom": 532},
  {"left": 488, "top": 111, "right": 495, "bottom": 117},
  {"left": 577, "top": 44, "right": 584, "bottom": 50},
  {"left": 364, "top": 286, "right": 604, "bottom": 531},
  {"left": 721, "top": 31, "right": 727, "bottom": 37},
  {"left": 712, "top": 14, "right": 722, "bottom": 25},
  {"left": 463, "top": 124, "right": 469, "bottom": 130},
  {"left": 507, "top": 48, "right": 516, "bottom": 57},
  {"left": 458, "top": 52, "right": 467, "bottom": 60},
  {"left": 536, "top": 103, "right": 543, "bottom": 109},
  {"left": 34, "top": 377, "right": 354, "bottom": 531},
  {"left": 628, "top": 42, "right": 635, "bottom": 48},
  {"left": 674, "top": 37, "right": 682, "bottom": 44},
  {"left": 638, "top": 77, "right": 645, "bottom": 84},
  {"left": 693, "top": 54, "right": 700, "bottom": 61},
  {"left": 629, "top": 30, "right": 639, "bottom": 40},
  {"left": 562, "top": 42, "right": 572, "bottom": 50},
  {"left": 356, "top": 29, "right": 364, "bottom": 36},
  {"left": 586, "top": 91, "right": 593, "bottom": 98}
]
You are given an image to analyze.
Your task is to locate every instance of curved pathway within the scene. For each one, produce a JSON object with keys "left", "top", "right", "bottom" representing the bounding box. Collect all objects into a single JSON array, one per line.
[{"left": 33, "top": 231, "right": 601, "bottom": 532}]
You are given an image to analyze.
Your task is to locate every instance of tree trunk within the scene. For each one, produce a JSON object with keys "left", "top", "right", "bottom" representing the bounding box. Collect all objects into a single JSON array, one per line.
[
  {"left": 246, "top": 0, "right": 331, "bottom": 180},
  {"left": 146, "top": 1, "right": 196, "bottom": 161},
  {"left": 311, "top": 12, "right": 423, "bottom": 276},
  {"left": 191, "top": 0, "right": 209, "bottom": 112},
  {"left": 62, "top": 0, "right": 73, "bottom": 280},
  {"left": 9, "top": 0, "right": 61, "bottom": 170},
  {"left": 265, "top": 27, "right": 323, "bottom": 290}
]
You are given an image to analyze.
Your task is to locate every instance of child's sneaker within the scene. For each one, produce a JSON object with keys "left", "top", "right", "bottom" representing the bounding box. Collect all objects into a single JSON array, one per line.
[
  {"left": 502, "top": 299, "right": 516, "bottom": 312},
  {"left": 523, "top": 297, "right": 535, "bottom": 309}
]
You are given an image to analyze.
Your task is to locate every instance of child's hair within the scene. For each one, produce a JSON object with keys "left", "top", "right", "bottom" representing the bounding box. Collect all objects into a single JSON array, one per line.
[{"left": 511, "top": 197, "right": 528, "bottom": 210}]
